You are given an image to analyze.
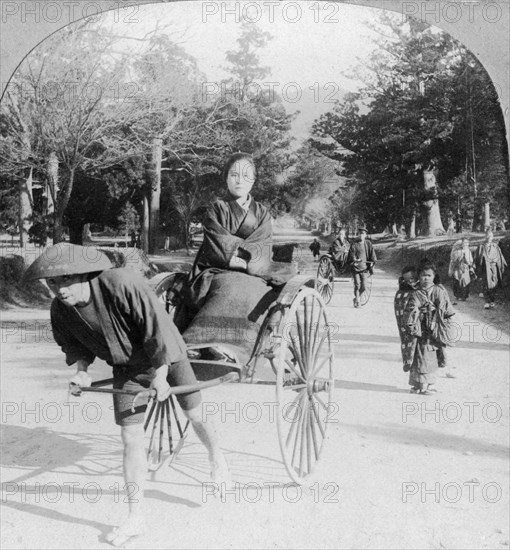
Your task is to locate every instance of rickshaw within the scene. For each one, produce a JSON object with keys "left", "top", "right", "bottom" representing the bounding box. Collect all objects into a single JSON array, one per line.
[
  {"left": 80, "top": 261, "right": 335, "bottom": 486},
  {"left": 315, "top": 253, "right": 373, "bottom": 306}
]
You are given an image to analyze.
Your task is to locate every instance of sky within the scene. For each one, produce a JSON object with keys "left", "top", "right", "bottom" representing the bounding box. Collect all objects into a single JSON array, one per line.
[{"left": 95, "top": 1, "right": 386, "bottom": 146}]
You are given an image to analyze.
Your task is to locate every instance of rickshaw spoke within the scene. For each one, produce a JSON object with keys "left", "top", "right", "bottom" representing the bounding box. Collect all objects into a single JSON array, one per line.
[
  {"left": 143, "top": 397, "right": 157, "bottom": 431},
  {"left": 305, "top": 402, "right": 313, "bottom": 475},
  {"left": 309, "top": 405, "right": 320, "bottom": 460},
  {"left": 284, "top": 359, "right": 305, "bottom": 383},
  {"left": 295, "top": 308, "right": 308, "bottom": 375},
  {"left": 313, "top": 393, "right": 328, "bottom": 412},
  {"left": 291, "top": 393, "right": 306, "bottom": 467},
  {"left": 169, "top": 395, "right": 185, "bottom": 437},
  {"left": 164, "top": 399, "right": 173, "bottom": 454},
  {"left": 299, "top": 398, "right": 308, "bottom": 476},
  {"left": 303, "top": 296, "right": 311, "bottom": 363},
  {"left": 310, "top": 309, "right": 322, "bottom": 364},
  {"left": 289, "top": 332, "right": 307, "bottom": 379},
  {"left": 158, "top": 399, "right": 165, "bottom": 463},
  {"left": 310, "top": 322, "right": 329, "bottom": 367},
  {"left": 311, "top": 351, "right": 334, "bottom": 378},
  {"left": 286, "top": 391, "right": 306, "bottom": 448},
  {"left": 306, "top": 296, "right": 317, "bottom": 365},
  {"left": 310, "top": 398, "right": 326, "bottom": 438}
]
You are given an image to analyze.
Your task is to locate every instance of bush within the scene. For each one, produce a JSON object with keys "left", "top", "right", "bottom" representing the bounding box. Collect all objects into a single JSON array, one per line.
[{"left": 0, "top": 255, "right": 51, "bottom": 308}]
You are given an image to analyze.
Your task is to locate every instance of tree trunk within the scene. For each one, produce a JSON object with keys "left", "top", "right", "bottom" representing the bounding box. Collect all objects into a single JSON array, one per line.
[
  {"left": 68, "top": 222, "right": 84, "bottom": 245},
  {"left": 421, "top": 169, "right": 445, "bottom": 236},
  {"left": 82, "top": 223, "right": 92, "bottom": 243},
  {"left": 141, "top": 195, "right": 150, "bottom": 253},
  {"left": 391, "top": 222, "right": 398, "bottom": 235},
  {"left": 47, "top": 152, "right": 58, "bottom": 216},
  {"left": 148, "top": 138, "right": 162, "bottom": 254},
  {"left": 408, "top": 208, "right": 417, "bottom": 239},
  {"left": 483, "top": 201, "right": 491, "bottom": 231},
  {"left": 53, "top": 168, "right": 75, "bottom": 244},
  {"left": 19, "top": 168, "right": 33, "bottom": 247}
]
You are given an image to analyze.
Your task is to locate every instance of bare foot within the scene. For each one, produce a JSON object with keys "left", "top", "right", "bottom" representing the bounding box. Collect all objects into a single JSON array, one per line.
[
  {"left": 106, "top": 515, "right": 146, "bottom": 547},
  {"left": 210, "top": 455, "right": 232, "bottom": 499}
]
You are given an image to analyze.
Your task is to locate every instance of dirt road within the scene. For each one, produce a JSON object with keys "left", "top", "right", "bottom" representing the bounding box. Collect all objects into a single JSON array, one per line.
[{"left": 1, "top": 237, "right": 508, "bottom": 549}]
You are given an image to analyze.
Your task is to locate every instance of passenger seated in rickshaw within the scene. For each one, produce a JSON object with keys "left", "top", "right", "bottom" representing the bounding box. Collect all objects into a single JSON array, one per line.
[
  {"left": 177, "top": 152, "right": 297, "bottom": 365},
  {"left": 328, "top": 227, "right": 350, "bottom": 273}
]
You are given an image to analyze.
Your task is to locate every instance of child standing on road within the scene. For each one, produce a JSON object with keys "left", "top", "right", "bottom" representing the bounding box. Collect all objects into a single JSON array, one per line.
[
  {"left": 394, "top": 266, "right": 418, "bottom": 373},
  {"left": 404, "top": 262, "right": 456, "bottom": 395}
]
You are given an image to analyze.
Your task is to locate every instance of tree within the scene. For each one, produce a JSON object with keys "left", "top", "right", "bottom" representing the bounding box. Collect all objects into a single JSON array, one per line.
[
  {"left": 311, "top": 14, "right": 508, "bottom": 236},
  {"left": 154, "top": 20, "right": 295, "bottom": 244},
  {"left": 128, "top": 33, "right": 205, "bottom": 253},
  {"left": 224, "top": 20, "right": 271, "bottom": 99},
  {"left": 280, "top": 144, "right": 342, "bottom": 226},
  {"left": 0, "top": 23, "right": 140, "bottom": 244}
]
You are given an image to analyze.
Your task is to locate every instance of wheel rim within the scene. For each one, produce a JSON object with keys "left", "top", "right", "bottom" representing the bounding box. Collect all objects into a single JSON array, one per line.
[
  {"left": 359, "top": 273, "right": 373, "bottom": 306},
  {"left": 275, "top": 287, "right": 334, "bottom": 484},
  {"left": 315, "top": 258, "right": 334, "bottom": 305}
]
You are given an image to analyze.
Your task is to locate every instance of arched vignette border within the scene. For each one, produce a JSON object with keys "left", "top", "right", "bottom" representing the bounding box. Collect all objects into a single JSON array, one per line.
[{"left": 0, "top": 0, "right": 508, "bottom": 162}]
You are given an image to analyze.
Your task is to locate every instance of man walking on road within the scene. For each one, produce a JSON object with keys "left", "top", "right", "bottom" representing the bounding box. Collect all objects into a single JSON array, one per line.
[
  {"left": 24, "top": 243, "right": 229, "bottom": 547},
  {"left": 348, "top": 227, "right": 377, "bottom": 307}
]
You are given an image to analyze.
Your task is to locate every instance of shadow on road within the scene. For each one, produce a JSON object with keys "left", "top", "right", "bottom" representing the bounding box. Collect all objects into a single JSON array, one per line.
[{"left": 334, "top": 379, "right": 409, "bottom": 394}]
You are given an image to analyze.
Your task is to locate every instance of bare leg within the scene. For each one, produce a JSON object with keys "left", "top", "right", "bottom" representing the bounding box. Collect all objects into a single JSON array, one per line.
[
  {"left": 183, "top": 407, "right": 230, "bottom": 492},
  {"left": 106, "top": 424, "right": 147, "bottom": 545},
  {"left": 121, "top": 424, "right": 146, "bottom": 517}
]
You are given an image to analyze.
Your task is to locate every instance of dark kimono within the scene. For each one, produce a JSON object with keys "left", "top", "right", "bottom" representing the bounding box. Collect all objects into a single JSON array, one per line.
[
  {"left": 329, "top": 237, "right": 350, "bottom": 272},
  {"left": 449, "top": 242, "right": 475, "bottom": 300},
  {"left": 182, "top": 197, "right": 295, "bottom": 363},
  {"left": 51, "top": 268, "right": 188, "bottom": 374},
  {"left": 394, "top": 278, "right": 416, "bottom": 372},
  {"left": 474, "top": 242, "right": 507, "bottom": 302},
  {"left": 404, "top": 285, "right": 455, "bottom": 389}
]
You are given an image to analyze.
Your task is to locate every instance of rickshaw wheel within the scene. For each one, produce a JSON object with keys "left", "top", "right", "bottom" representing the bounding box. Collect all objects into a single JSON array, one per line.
[
  {"left": 275, "top": 287, "right": 334, "bottom": 484},
  {"left": 315, "top": 256, "right": 335, "bottom": 305},
  {"left": 359, "top": 272, "right": 373, "bottom": 306}
]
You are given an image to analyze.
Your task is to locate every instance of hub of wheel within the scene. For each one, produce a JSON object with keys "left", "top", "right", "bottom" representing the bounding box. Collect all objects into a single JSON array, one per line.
[{"left": 309, "top": 378, "right": 330, "bottom": 394}]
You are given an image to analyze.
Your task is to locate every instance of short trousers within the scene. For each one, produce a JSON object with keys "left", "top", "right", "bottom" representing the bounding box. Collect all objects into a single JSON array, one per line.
[{"left": 112, "top": 359, "right": 201, "bottom": 426}]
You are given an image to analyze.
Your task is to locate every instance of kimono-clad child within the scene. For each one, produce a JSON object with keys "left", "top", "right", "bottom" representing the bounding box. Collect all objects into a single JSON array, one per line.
[
  {"left": 394, "top": 266, "right": 418, "bottom": 373},
  {"left": 404, "top": 262, "right": 456, "bottom": 394}
]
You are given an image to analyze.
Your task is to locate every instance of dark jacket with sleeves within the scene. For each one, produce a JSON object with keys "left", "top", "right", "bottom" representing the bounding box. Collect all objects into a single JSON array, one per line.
[
  {"left": 195, "top": 198, "right": 273, "bottom": 275},
  {"left": 347, "top": 239, "right": 377, "bottom": 272},
  {"left": 51, "top": 268, "right": 187, "bottom": 369}
]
